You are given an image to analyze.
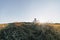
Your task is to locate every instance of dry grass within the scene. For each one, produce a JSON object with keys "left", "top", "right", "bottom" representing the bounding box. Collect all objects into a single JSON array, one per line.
[
  {"left": 0, "top": 24, "right": 8, "bottom": 29},
  {"left": 0, "top": 22, "right": 60, "bottom": 31},
  {"left": 47, "top": 23, "right": 60, "bottom": 31},
  {"left": 14, "top": 22, "right": 24, "bottom": 26}
]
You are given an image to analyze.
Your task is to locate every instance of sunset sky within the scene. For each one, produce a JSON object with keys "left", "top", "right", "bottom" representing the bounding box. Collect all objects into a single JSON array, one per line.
[{"left": 0, "top": 0, "right": 60, "bottom": 23}]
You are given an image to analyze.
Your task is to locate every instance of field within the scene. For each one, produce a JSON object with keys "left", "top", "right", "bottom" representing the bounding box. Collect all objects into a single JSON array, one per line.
[
  {"left": 1, "top": 22, "right": 60, "bottom": 31},
  {"left": 0, "top": 24, "right": 8, "bottom": 29},
  {"left": 0, "top": 22, "right": 60, "bottom": 40},
  {"left": 47, "top": 23, "right": 60, "bottom": 31}
]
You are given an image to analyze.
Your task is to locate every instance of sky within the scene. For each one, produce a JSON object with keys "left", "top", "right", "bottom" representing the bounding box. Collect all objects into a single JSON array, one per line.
[{"left": 0, "top": 0, "right": 60, "bottom": 23}]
